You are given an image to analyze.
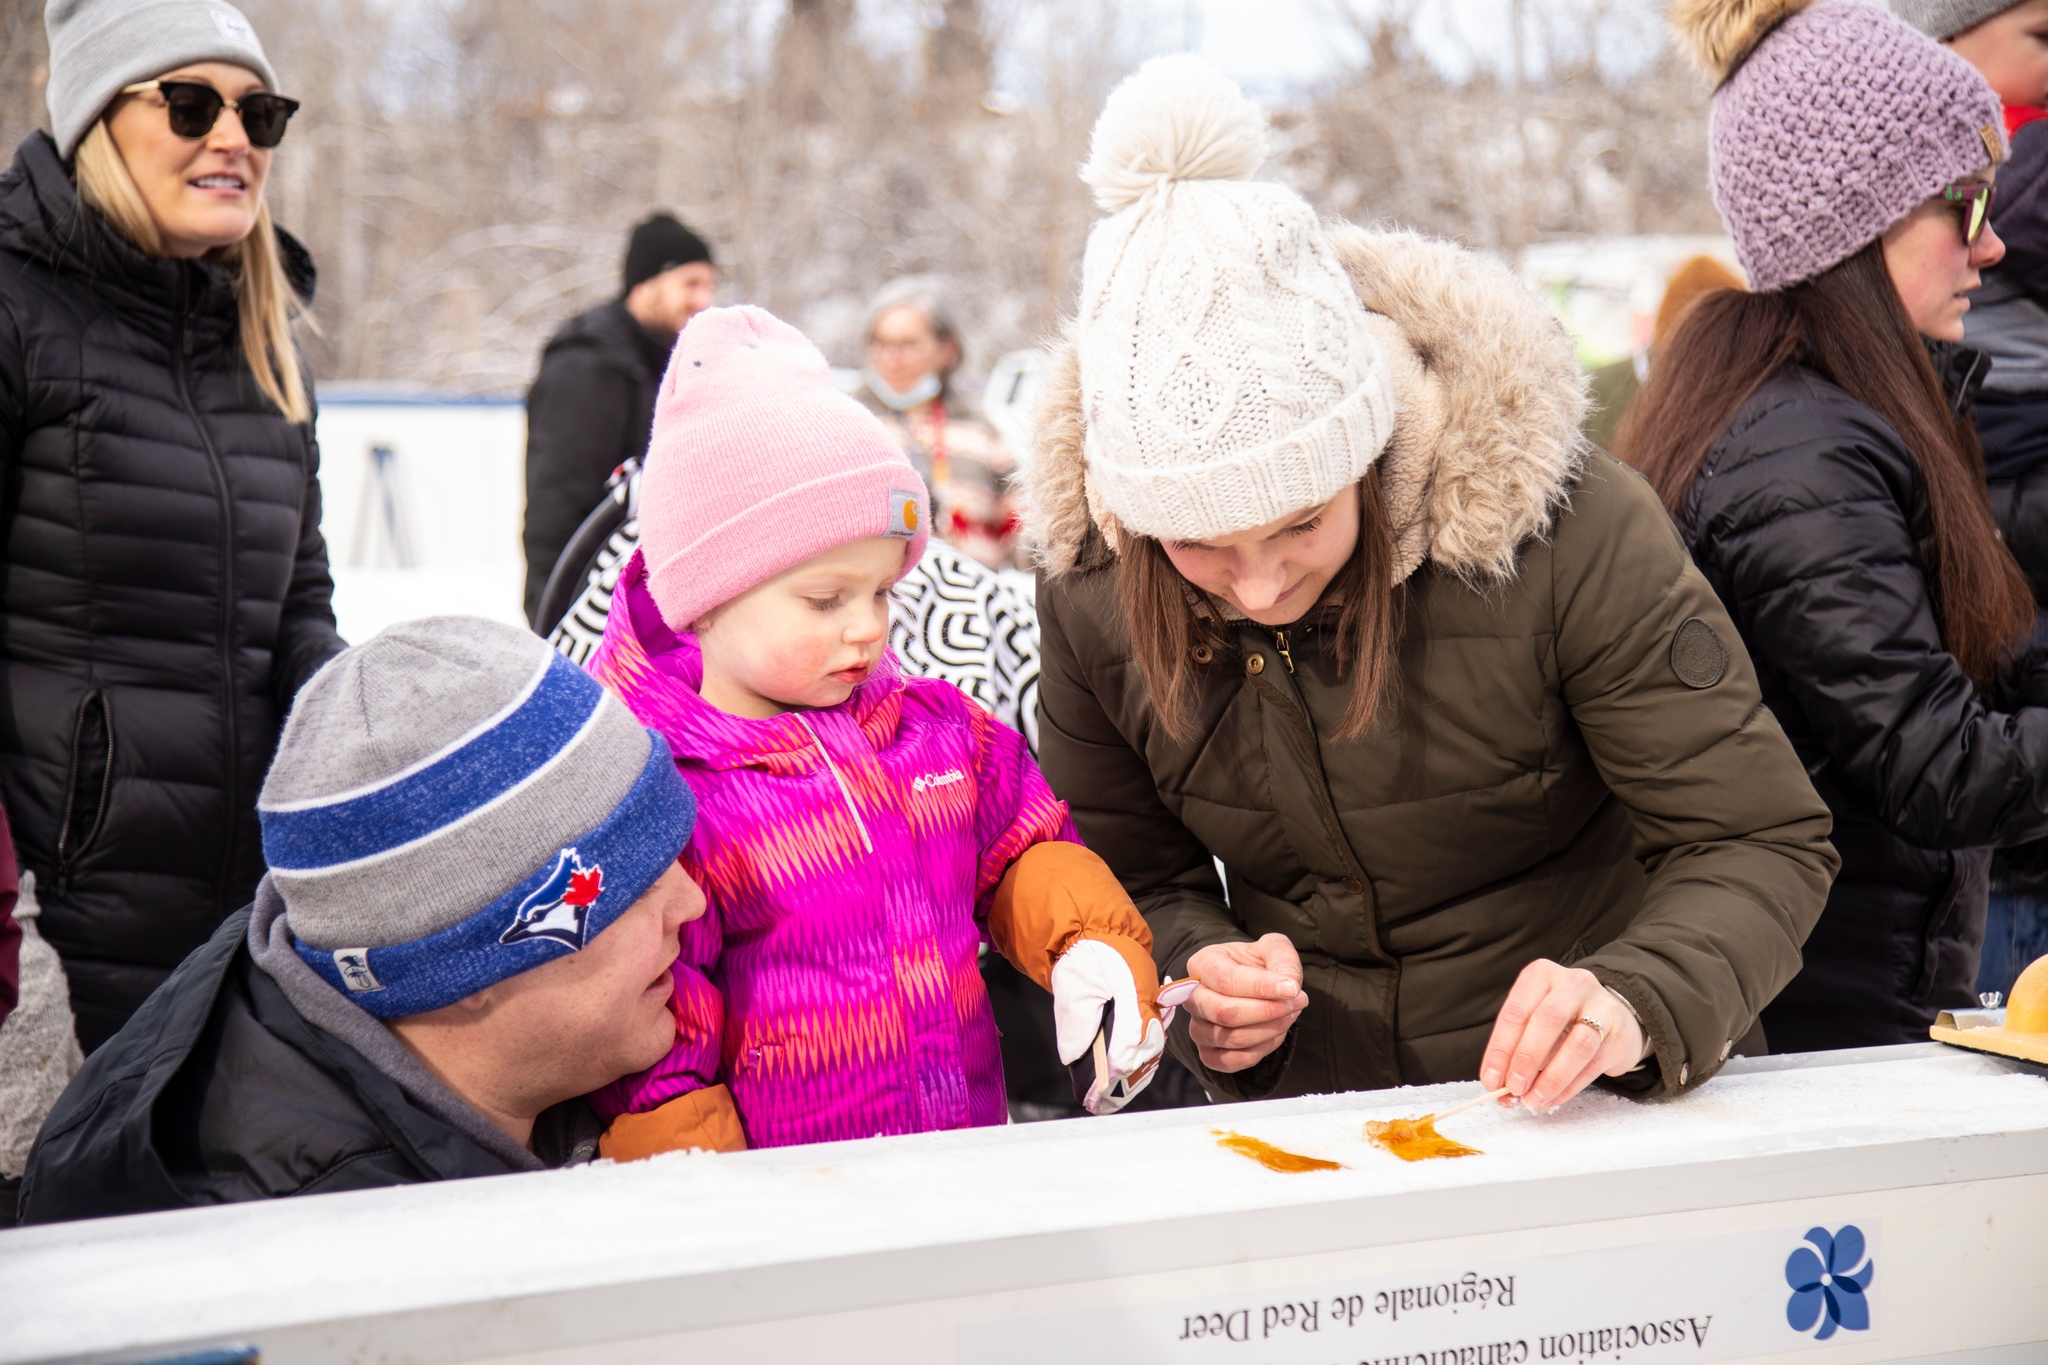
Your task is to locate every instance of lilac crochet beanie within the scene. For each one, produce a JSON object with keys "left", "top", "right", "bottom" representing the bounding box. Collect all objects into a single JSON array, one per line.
[{"left": 1675, "top": 0, "right": 2005, "bottom": 292}]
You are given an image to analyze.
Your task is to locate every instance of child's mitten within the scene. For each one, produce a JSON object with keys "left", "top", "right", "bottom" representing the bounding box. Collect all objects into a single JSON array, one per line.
[
  {"left": 598, "top": 1083, "right": 748, "bottom": 1161},
  {"left": 1050, "top": 938, "right": 1166, "bottom": 1113},
  {"left": 987, "top": 840, "right": 1167, "bottom": 1115}
]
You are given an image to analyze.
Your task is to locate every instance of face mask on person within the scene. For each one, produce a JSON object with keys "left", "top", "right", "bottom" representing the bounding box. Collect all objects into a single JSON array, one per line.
[{"left": 864, "top": 369, "right": 942, "bottom": 411}]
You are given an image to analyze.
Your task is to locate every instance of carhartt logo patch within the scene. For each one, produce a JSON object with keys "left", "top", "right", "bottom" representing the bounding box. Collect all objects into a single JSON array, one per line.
[
  {"left": 913, "top": 768, "right": 964, "bottom": 793},
  {"left": 332, "top": 949, "right": 384, "bottom": 993},
  {"left": 887, "top": 489, "right": 922, "bottom": 539}
]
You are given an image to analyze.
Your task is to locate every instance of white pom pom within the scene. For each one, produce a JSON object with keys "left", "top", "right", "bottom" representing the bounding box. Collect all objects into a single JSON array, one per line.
[{"left": 1080, "top": 54, "right": 1268, "bottom": 214}]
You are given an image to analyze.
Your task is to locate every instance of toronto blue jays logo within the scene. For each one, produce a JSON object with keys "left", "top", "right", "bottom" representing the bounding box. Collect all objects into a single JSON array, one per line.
[{"left": 500, "top": 848, "right": 605, "bottom": 949}]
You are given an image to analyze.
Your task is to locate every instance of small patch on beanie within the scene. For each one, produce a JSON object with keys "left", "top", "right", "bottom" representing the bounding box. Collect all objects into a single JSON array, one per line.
[
  {"left": 1982, "top": 125, "right": 2006, "bottom": 166},
  {"left": 212, "top": 7, "right": 257, "bottom": 45},
  {"left": 500, "top": 848, "right": 605, "bottom": 949},
  {"left": 332, "top": 949, "right": 385, "bottom": 993},
  {"left": 887, "top": 489, "right": 922, "bottom": 539}
]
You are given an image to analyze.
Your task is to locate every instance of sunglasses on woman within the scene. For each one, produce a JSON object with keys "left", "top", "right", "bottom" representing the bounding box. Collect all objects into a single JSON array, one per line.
[
  {"left": 119, "top": 79, "right": 300, "bottom": 149},
  {"left": 1942, "top": 181, "right": 1995, "bottom": 246}
]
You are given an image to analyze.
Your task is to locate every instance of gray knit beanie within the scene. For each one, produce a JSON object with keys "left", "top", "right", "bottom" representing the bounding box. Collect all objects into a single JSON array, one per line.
[
  {"left": 44, "top": 0, "right": 280, "bottom": 159},
  {"left": 1890, "top": 0, "right": 2018, "bottom": 40},
  {"left": 258, "top": 618, "right": 697, "bottom": 1019}
]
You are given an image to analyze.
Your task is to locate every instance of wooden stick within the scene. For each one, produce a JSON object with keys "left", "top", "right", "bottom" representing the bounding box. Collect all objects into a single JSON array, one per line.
[{"left": 1430, "top": 1086, "right": 1512, "bottom": 1123}]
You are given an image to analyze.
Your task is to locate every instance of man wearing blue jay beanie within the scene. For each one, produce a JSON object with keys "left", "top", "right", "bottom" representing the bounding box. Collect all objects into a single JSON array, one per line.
[{"left": 18, "top": 618, "right": 704, "bottom": 1223}]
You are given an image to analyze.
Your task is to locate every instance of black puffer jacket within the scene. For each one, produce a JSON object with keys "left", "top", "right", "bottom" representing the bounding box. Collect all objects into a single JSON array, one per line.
[
  {"left": 1981, "top": 393, "right": 2048, "bottom": 606},
  {"left": 1678, "top": 364, "right": 2048, "bottom": 1052},
  {"left": 0, "top": 133, "right": 344, "bottom": 1052},
  {"left": 522, "top": 299, "right": 669, "bottom": 625}
]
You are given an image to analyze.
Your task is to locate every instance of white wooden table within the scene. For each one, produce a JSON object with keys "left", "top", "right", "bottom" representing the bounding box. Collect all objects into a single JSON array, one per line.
[{"left": 5, "top": 1043, "right": 2045, "bottom": 1365}]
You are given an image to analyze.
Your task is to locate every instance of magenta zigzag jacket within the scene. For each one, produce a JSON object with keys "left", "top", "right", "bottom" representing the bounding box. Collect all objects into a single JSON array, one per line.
[{"left": 584, "top": 551, "right": 1077, "bottom": 1148}]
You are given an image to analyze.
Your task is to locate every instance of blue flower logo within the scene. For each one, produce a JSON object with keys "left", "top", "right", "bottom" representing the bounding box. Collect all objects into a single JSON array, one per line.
[{"left": 1785, "top": 1225, "right": 1873, "bottom": 1339}]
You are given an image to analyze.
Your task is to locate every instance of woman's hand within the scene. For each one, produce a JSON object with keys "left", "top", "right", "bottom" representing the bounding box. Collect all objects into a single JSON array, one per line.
[
  {"left": 1182, "top": 934, "right": 1309, "bottom": 1073},
  {"left": 1479, "top": 959, "right": 1648, "bottom": 1112}
]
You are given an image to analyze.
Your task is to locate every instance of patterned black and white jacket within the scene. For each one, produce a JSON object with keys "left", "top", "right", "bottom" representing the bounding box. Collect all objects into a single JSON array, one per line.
[{"left": 546, "top": 472, "right": 1043, "bottom": 755}]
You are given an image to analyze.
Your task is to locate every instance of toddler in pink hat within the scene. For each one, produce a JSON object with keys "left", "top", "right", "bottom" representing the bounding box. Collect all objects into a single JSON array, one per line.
[{"left": 583, "top": 306, "right": 1175, "bottom": 1157}]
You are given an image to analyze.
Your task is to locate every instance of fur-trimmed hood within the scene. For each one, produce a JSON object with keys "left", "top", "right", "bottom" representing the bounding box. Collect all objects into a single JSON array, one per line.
[{"left": 1025, "top": 227, "right": 1589, "bottom": 582}]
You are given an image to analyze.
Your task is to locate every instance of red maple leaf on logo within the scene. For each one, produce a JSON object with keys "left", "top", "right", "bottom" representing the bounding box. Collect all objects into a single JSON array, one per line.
[{"left": 563, "top": 865, "right": 603, "bottom": 908}]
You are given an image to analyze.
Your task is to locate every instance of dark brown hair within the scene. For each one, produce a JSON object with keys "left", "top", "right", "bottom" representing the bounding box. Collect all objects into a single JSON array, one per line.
[
  {"left": 1617, "top": 240, "right": 2033, "bottom": 689},
  {"left": 1119, "top": 473, "right": 1406, "bottom": 742}
]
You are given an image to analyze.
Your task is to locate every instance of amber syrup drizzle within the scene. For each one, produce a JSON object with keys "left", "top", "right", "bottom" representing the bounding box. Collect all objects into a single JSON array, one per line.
[
  {"left": 1212, "top": 1129, "right": 1344, "bottom": 1173},
  {"left": 1363, "top": 1115, "right": 1483, "bottom": 1162}
]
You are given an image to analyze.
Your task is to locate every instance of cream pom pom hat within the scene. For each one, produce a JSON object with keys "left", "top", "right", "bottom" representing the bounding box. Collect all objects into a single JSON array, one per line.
[{"left": 1074, "top": 55, "right": 1395, "bottom": 544}]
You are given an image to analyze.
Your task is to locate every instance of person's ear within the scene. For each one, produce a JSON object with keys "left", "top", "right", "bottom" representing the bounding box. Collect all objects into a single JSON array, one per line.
[{"left": 940, "top": 339, "right": 960, "bottom": 374}]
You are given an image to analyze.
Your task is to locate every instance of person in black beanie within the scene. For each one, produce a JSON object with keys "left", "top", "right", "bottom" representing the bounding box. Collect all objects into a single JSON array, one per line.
[{"left": 523, "top": 213, "right": 717, "bottom": 627}]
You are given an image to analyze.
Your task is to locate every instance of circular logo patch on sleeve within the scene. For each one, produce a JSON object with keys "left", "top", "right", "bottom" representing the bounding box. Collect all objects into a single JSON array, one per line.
[{"left": 1670, "top": 616, "right": 1729, "bottom": 689}]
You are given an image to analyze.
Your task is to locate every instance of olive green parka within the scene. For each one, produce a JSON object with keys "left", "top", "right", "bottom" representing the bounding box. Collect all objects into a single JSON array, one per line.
[{"left": 1031, "top": 228, "right": 1838, "bottom": 1103}]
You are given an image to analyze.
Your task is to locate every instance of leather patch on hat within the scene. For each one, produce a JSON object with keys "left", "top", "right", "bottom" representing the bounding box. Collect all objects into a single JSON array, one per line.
[
  {"left": 1982, "top": 124, "right": 2006, "bottom": 166},
  {"left": 1671, "top": 617, "right": 1729, "bottom": 689}
]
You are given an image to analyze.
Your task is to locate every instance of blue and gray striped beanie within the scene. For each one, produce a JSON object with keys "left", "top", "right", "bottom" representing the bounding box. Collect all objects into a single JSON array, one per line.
[{"left": 259, "top": 617, "right": 696, "bottom": 1020}]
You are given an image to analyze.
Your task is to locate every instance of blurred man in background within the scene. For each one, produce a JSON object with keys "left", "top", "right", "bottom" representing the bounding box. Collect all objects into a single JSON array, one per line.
[{"left": 523, "top": 213, "right": 716, "bottom": 627}]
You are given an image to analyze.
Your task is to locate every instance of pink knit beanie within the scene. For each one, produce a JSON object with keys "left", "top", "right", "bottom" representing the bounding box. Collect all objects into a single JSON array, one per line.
[
  {"left": 1676, "top": 0, "right": 2005, "bottom": 292},
  {"left": 637, "top": 305, "right": 930, "bottom": 631}
]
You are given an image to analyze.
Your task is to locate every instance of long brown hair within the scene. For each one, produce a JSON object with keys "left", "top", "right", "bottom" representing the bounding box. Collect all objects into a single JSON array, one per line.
[
  {"left": 1617, "top": 240, "right": 2032, "bottom": 688},
  {"left": 73, "top": 120, "right": 311, "bottom": 424},
  {"left": 1120, "top": 472, "right": 1407, "bottom": 742}
]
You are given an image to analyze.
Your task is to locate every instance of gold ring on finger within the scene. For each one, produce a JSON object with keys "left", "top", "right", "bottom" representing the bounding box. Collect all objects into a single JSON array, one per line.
[{"left": 1575, "top": 1015, "right": 1608, "bottom": 1040}]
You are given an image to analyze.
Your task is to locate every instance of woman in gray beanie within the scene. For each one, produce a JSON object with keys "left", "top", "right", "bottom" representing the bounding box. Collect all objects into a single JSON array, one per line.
[
  {"left": 0, "top": 0, "right": 342, "bottom": 1051},
  {"left": 1621, "top": 0, "right": 2047, "bottom": 1051}
]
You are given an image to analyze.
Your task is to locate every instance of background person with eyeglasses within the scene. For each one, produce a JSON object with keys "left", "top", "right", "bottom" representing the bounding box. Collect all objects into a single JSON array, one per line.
[
  {"left": 0, "top": 0, "right": 344, "bottom": 1057},
  {"left": 1619, "top": 0, "right": 2048, "bottom": 1053}
]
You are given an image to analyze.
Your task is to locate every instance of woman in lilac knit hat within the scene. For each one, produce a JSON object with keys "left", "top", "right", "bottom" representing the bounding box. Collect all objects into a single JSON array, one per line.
[{"left": 1620, "top": 0, "right": 2048, "bottom": 1051}]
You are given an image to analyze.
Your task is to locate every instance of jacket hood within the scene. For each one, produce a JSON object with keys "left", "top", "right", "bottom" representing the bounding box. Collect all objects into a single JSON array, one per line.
[
  {"left": 1, "top": 130, "right": 316, "bottom": 318},
  {"left": 1026, "top": 227, "right": 1588, "bottom": 584}
]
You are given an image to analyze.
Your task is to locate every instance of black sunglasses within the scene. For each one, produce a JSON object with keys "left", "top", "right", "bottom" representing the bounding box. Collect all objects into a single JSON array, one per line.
[{"left": 119, "top": 79, "right": 300, "bottom": 149}]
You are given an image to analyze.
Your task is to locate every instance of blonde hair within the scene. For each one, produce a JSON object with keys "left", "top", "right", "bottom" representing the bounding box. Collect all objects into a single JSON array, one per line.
[{"left": 73, "top": 120, "right": 311, "bottom": 423}]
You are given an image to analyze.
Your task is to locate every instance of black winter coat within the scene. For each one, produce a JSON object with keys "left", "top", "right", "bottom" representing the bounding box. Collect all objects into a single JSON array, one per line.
[
  {"left": 1975, "top": 387, "right": 2048, "bottom": 897},
  {"left": 1974, "top": 115, "right": 2048, "bottom": 574},
  {"left": 0, "top": 133, "right": 344, "bottom": 1052},
  {"left": 522, "top": 300, "right": 670, "bottom": 625},
  {"left": 16, "top": 911, "right": 586, "bottom": 1223},
  {"left": 1980, "top": 390, "right": 2048, "bottom": 605},
  {"left": 1678, "top": 365, "right": 2048, "bottom": 1052}
]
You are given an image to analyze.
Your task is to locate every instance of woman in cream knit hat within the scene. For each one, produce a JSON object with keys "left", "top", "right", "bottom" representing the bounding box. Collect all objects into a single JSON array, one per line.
[{"left": 1030, "top": 56, "right": 1837, "bottom": 1111}]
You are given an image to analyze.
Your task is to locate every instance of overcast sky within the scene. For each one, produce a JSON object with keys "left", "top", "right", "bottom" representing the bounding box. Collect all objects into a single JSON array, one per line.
[
  {"left": 1175, "top": 0, "right": 1670, "bottom": 98},
  {"left": 1188, "top": 0, "right": 1362, "bottom": 98}
]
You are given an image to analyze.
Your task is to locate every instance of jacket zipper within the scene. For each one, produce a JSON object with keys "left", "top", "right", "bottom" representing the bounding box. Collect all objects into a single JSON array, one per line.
[
  {"left": 55, "top": 691, "right": 115, "bottom": 897},
  {"left": 174, "top": 271, "right": 242, "bottom": 902},
  {"left": 795, "top": 713, "right": 874, "bottom": 855},
  {"left": 1271, "top": 627, "right": 1296, "bottom": 673},
  {"left": 1244, "top": 628, "right": 1387, "bottom": 961}
]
